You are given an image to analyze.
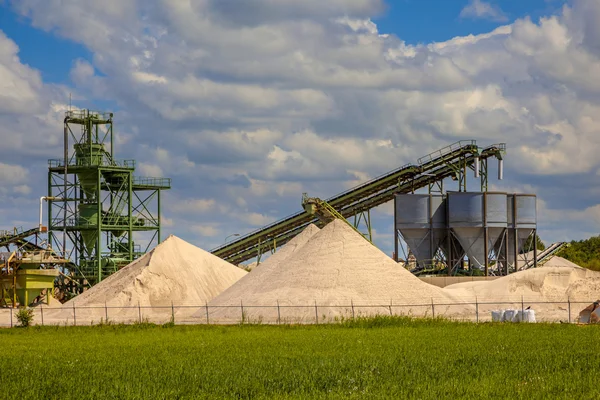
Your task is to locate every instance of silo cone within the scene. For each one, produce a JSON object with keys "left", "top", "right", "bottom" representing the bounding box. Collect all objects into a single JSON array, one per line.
[
  {"left": 400, "top": 228, "right": 446, "bottom": 266},
  {"left": 448, "top": 192, "right": 508, "bottom": 270},
  {"left": 74, "top": 143, "right": 105, "bottom": 198},
  {"left": 395, "top": 194, "right": 446, "bottom": 266},
  {"left": 78, "top": 204, "right": 99, "bottom": 254},
  {"left": 452, "top": 227, "right": 505, "bottom": 268}
]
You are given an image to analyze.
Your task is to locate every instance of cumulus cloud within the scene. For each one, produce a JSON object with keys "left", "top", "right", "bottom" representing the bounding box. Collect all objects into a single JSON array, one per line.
[
  {"left": 4, "top": 0, "right": 600, "bottom": 247},
  {"left": 460, "top": 0, "right": 508, "bottom": 22}
]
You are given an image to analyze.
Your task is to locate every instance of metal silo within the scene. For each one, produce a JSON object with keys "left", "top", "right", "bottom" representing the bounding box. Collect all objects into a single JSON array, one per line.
[
  {"left": 514, "top": 194, "right": 538, "bottom": 269},
  {"left": 447, "top": 192, "right": 508, "bottom": 275},
  {"left": 394, "top": 194, "right": 446, "bottom": 268}
]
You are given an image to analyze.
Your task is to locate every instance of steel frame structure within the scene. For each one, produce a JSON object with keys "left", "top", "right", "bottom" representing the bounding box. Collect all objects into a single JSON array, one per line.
[{"left": 47, "top": 110, "right": 170, "bottom": 290}]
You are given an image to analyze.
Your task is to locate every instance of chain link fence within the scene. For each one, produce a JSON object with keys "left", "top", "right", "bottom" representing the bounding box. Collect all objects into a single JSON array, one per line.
[{"left": 0, "top": 297, "right": 596, "bottom": 327}]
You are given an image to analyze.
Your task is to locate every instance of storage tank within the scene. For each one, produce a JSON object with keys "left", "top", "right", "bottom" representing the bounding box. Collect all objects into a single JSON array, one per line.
[
  {"left": 447, "top": 192, "right": 507, "bottom": 270},
  {"left": 503, "top": 194, "right": 538, "bottom": 271},
  {"left": 395, "top": 194, "right": 446, "bottom": 267},
  {"left": 515, "top": 194, "right": 537, "bottom": 265}
]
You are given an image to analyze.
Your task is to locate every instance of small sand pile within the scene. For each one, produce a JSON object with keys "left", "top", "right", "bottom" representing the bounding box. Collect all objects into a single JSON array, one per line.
[
  {"left": 444, "top": 264, "right": 600, "bottom": 321},
  {"left": 542, "top": 256, "right": 582, "bottom": 269},
  {"left": 46, "top": 235, "right": 246, "bottom": 324},
  {"left": 204, "top": 219, "right": 471, "bottom": 323}
]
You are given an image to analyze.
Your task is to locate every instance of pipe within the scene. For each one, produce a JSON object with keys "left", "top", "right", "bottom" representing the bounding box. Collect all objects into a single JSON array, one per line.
[
  {"left": 498, "top": 159, "right": 504, "bottom": 180},
  {"left": 474, "top": 157, "right": 480, "bottom": 178},
  {"left": 39, "top": 196, "right": 59, "bottom": 232},
  {"left": 7, "top": 251, "right": 16, "bottom": 307}
]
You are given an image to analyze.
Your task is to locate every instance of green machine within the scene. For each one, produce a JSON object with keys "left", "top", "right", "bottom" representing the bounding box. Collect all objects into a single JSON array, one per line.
[
  {"left": 47, "top": 110, "right": 171, "bottom": 292},
  {"left": 0, "top": 249, "right": 66, "bottom": 307}
]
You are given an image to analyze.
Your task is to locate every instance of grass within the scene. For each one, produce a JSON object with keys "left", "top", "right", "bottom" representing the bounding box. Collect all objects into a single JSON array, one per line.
[{"left": 1, "top": 317, "right": 599, "bottom": 399}]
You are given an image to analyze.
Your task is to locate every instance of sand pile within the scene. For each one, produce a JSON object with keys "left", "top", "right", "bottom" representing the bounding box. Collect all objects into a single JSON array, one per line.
[
  {"left": 542, "top": 256, "right": 582, "bottom": 269},
  {"left": 204, "top": 219, "right": 471, "bottom": 324},
  {"left": 46, "top": 235, "right": 246, "bottom": 324},
  {"left": 444, "top": 264, "right": 600, "bottom": 321}
]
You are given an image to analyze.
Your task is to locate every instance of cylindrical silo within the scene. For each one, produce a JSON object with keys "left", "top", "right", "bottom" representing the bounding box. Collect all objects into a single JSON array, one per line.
[
  {"left": 515, "top": 194, "right": 537, "bottom": 268},
  {"left": 395, "top": 194, "right": 446, "bottom": 267},
  {"left": 447, "top": 192, "right": 508, "bottom": 273}
]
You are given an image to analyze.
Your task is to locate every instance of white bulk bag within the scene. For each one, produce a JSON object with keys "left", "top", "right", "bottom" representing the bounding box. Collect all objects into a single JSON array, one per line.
[
  {"left": 503, "top": 309, "right": 517, "bottom": 322},
  {"left": 522, "top": 309, "right": 536, "bottom": 323},
  {"left": 491, "top": 310, "right": 504, "bottom": 322}
]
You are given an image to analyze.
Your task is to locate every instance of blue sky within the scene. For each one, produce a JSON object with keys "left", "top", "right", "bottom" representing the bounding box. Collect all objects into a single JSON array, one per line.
[
  {"left": 1, "top": 1, "right": 568, "bottom": 83},
  {"left": 0, "top": 0, "right": 598, "bottom": 258},
  {"left": 375, "top": 0, "right": 568, "bottom": 42}
]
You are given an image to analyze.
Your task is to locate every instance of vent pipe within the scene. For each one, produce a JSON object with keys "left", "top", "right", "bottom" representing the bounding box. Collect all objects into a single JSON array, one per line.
[{"left": 498, "top": 159, "right": 504, "bottom": 180}]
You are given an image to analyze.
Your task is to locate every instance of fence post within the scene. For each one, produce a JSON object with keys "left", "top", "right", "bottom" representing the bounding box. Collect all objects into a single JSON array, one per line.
[
  {"left": 431, "top": 298, "right": 435, "bottom": 319},
  {"left": 476, "top": 296, "right": 479, "bottom": 323},
  {"left": 568, "top": 297, "right": 571, "bottom": 323},
  {"left": 73, "top": 302, "right": 76, "bottom": 327},
  {"left": 138, "top": 302, "right": 142, "bottom": 323},
  {"left": 351, "top": 299, "right": 355, "bottom": 319},
  {"left": 10, "top": 307, "right": 13, "bottom": 328},
  {"left": 171, "top": 301, "right": 175, "bottom": 324},
  {"left": 521, "top": 295, "right": 524, "bottom": 323},
  {"left": 240, "top": 300, "right": 244, "bottom": 324},
  {"left": 40, "top": 304, "right": 44, "bottom": 326},
  {"left": 205, "top": 301, "right": 209, "bottom": 325},
  {"left": 277, "top": 300, "right": 281, "bottom": 325},
  {"left": 389, "top": 299, "right": 393, "bottom": 316},
  {"left": 104, "top": 301, "right": 108, "bottom": 323},
  {"left": 314, "top": 301, "right": 318, "bottom": 324}
]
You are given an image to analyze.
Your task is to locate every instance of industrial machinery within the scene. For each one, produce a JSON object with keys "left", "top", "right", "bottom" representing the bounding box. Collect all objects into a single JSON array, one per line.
[
  {"left": 0, "top": 228, "right": 69, "bottom": 307},
  {"left": 394, "top": 192, "right": 539, "bottom": 276},
  {"left": 45, "top": 109, "right": 171, "bottom": 292},
  {"left": 211, "top": 140, "right": 506, "bottom": 265},
  {"left": 301, "top": 194, "right": 370, "bottom": 242}
]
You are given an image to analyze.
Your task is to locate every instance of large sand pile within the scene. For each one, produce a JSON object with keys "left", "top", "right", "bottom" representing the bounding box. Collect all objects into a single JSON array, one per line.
[
  {"left": 204, "top": 219, "right": 471, "bottom": 324},
  {"left": 444, "top": 264, "right": 600, "bottom": 321},
  {"left": 46, "top": 235, "right": 246, "bottom": 325}
]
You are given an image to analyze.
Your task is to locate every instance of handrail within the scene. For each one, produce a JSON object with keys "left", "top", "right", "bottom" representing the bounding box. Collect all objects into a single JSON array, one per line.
[
  {"left": 133, "top": 177, "right": 172, "bottom": 187},
  {"left": 417, "top": 140, "right": 477, "bottom": 165},
  {"left": 325, "top": 163, "right": 413, "bottom": 202},
  {"left": 48, "top": 158, "right": 136, "bottom": 168}
]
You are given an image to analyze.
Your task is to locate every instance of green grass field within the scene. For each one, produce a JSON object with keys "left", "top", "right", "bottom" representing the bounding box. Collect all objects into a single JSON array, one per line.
[{"left": 2, "top": 317, "right": 598, "bottom": 399}]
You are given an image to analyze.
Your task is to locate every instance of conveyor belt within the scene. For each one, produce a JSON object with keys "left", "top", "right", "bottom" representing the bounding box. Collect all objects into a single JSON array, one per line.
[
  {"left": 211, "top": 141, "right": 505, "bottom": 264},
  {"left": 0, "top": 227, "right": 40, "bottom": 249},
  {"left": 521, "top": 242, "right": 568, "bottom": 269}
]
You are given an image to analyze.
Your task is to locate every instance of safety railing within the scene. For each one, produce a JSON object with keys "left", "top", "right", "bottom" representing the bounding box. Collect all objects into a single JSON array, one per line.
[
  {"left": 0, "top": 226, "right": 25, "bottom": 239},
  {"left": 48, "top": 158, "right": 136, "bottom": 168},
  {"left": 417, "top": 140, "right": 477, "bottom": 165},
  {"left": 1, "top": 297, "right": 597, "bottom": 327},
  {"left": 133, "top": 177, "right": 172, "bottom": 187},
  {"left": 65, "top": 109, "right": 113, "bottom": 121},
  {"left": 65, "top": 216, "right": 152, "bottom": 228}
]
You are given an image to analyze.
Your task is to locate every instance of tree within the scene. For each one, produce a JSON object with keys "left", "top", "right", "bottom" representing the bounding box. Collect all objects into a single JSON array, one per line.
[{"left": 521, "top": 234, "right": 546, "bottom": 253}]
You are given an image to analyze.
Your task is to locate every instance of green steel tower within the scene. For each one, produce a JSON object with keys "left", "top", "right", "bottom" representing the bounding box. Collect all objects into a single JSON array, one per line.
[{"left": 47, "top": 110, "right": 170, "bottom": 290}]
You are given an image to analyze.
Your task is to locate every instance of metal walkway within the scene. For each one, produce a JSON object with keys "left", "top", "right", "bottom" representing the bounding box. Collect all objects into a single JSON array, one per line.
[{"left": 211, "top": 140, "right": 506, "bottom": 264}]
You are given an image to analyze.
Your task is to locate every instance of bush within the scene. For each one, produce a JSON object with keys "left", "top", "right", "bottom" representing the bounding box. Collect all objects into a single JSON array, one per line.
[{"left": 15, "top": 307, "right": 34, "bottom": 328}]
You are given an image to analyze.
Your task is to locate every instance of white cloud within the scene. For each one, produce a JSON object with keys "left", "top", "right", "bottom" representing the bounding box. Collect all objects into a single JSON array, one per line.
[
  {"left": 190, "top": 225, "right": 221, "bottom": 237},
  {"left": 460, "top": 0, "right": 508, "bottom": 22},
  {"left": 5, "top": 0, "right": 600, "bottom": 251},
  {"left": 170, "top": 198, "right": 216, "bottom": 214},
  {"left": 13, "top": 185, "right": 32, "bottom": 195},
  {"left": 0, "top": 163, "right": 28, "bottom": 185}
]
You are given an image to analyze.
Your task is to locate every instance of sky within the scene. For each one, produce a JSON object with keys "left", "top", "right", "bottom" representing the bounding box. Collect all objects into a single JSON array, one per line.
[{"left": 0, "top": 0, "right": 599, "bottom": 259}]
